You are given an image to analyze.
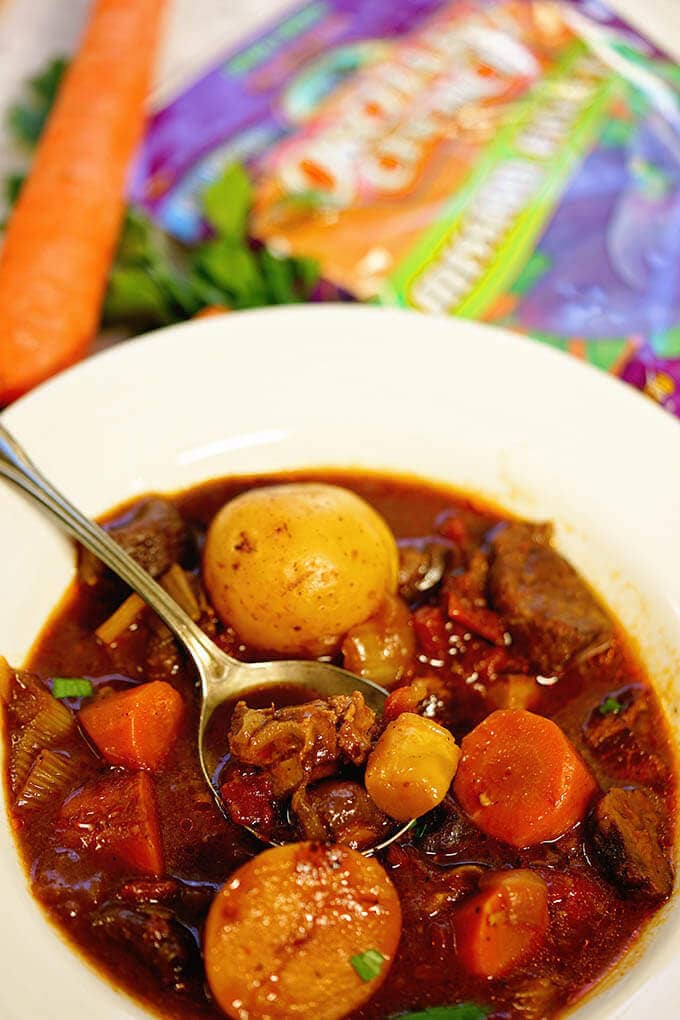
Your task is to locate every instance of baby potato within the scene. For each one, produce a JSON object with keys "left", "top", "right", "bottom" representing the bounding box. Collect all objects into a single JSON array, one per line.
[
  {"left": 365, "top": 713, "right": 461, "bottom": 821},
  {"left": 204, "top": 841, "right": 402, "bottom": 1019},
  {"left": 203, "top": 483, "right": 398, "bottom": 655}
]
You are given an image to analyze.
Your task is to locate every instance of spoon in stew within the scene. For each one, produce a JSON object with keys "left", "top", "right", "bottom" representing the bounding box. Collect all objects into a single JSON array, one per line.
[{"left": 0, "top": 423, "right": 412, "bottom": 852}]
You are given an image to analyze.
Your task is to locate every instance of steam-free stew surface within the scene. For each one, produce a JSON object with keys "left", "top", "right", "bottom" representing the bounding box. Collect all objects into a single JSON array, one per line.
[{"left": 3, "top": 471, "right": 676, "bottom": 1020}]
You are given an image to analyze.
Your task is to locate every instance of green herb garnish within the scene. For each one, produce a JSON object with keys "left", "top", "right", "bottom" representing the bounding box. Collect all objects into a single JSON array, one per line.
[
  {"left": 52, "top": 677, "right": 93, "bottom": 700},
  {"left": 7, "top": 57, "right": 68, "bottom": 148},
  {"left": 599, "top": 696, "right": 623, "bottom": 716},
  {"left": 396, "top": 1005, "right": 491, "bottom": 1020},
  {"left": 350, "top": 948, "right": 386, "bottom": 982}
]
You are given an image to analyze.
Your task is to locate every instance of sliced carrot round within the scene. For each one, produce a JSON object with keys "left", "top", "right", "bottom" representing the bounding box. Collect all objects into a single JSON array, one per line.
[
  {"left": 453, "top": 869, "right": 549, "bottom": 978},
  {"left": 204, "top": 841, "right": 402, "bottom": 1019},
  {"left": 453, "top": 709, "right": 596, "bottom": 847}
]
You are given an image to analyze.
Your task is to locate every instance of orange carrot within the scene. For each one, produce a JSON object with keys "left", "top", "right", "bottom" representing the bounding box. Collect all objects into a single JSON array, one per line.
[
  {"left": 59, "top": 771, "right": 164, "bottom": 875},
  {"left": 0, "top": 0, "right": 166, "bottom": 403},
  {"left": 79, "top": 680, "right": 183, "bottom": 771},
  {"left": 453, "top": 709, "right": 596, "bottom": 847},
  {"left": 453, "top": 870, "right": 549, "bottom": 978}
]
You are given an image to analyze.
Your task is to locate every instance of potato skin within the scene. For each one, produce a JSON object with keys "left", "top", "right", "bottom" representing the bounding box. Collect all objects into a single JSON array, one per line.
[
  {"left": 203, "top": 483, "right": 398, "bottom": 655},
  {"left": 204, "top": 841, "right": 402, "bottom": 1019},
  {"left": 365, "top": 713, "right": 461, "bottom": 821}
]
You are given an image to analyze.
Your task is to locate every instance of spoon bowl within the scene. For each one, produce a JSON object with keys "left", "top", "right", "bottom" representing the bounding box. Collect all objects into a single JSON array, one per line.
[{"left": 0, "top": 422, "right": 414, "bottom": 851}]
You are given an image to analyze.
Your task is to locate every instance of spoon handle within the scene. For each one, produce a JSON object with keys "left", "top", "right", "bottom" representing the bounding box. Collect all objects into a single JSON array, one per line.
[{"left": 0, "top": 422, "right": 218, "bottom": 669}]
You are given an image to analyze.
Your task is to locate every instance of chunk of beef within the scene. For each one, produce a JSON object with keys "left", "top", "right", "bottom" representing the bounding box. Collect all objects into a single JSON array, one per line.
[
  {"left": 291, "top": 779, "right": 393, "bottom": 849},
  {"left": 398, "top": 540, "right": 452, "bottom": 602},
  {"left": 589, "top": 787, "right": 673, "bottom": 900},
  {"left": 109, "top": 498, "right": 190, "bottom": 577},
  {"left": 584, "top": 686, "right": 668, "bottom": 786},
  {"left": 419, "top": 796, "right": 484, "bottom": 861},
  {"left": 488, "top": 522, "right": 612, "bottom": 673},
  {"left": 92, "top": 904, "right": 198, "bottom": 989},
  {"left": 79, "top": 498, "right": 190, "bottom": 585},
  {"left": 228, "top": 691, "right": 376, "bottom": 797}
]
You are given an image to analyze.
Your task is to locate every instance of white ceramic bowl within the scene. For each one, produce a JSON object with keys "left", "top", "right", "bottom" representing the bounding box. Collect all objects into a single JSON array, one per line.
[{"left": 1, "top": 305, "right": 679, "bottom": 1019}]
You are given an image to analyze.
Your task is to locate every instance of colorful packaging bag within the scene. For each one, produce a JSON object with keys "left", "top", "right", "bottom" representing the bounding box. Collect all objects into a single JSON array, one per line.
[{"left": 131, "top": 1, "right": 680, "bottom": 416}]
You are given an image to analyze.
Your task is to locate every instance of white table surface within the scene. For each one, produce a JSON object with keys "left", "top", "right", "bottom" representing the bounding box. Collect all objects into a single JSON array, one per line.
[{"left": 0, "top": 0, "right": 678, "bottom": 217}]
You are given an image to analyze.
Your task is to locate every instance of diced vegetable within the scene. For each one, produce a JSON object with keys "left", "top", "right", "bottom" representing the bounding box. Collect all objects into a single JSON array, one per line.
[
  {"left": 0, "top": 0, "right": 167, "bottom": 402},
  {"left": 453, "top": 710, "right": 596, "bottom": 847},
  {"left": 365, "top": 713, "right": 460, "bottom": 821},
  {"left": 10, "top": 685, "right": 74, "bottom": 792},
  {"left": 485, "top": 675, "right": 539, "bottom": 711},
  {"left": 220, "top": 767, "right": 276, "bottom": 838},
  {"left": 413, "top": 605, "right": 449, "bottom": 660},
  {"left": 52, "top": 677, "right": 93, "bottom": 699},
  {"left": 351, "top": 948, "right": 386, "bottom": 982},
  {"left": 453, "top": 870, "right": 549, "bottom": 978},
  {"left": 160, "top": 564, "right": 200, "bottom": 620},
  {"left": 204, "top": 842, "right": 401, "bottom": 1019},
  {"left": 341, "top": 593, "right": 415, "bottom": 687},
  {"left": 446, "top": 592, "right": 506, "bottom": 646},
  {"left": 59, "top": 771, "right": 164, "bottom": 875},
  {"left": 16, "top": 748, "right": 80, "bottom": 809},
  {"left": 79, "top": 681, "right": 184, "bottom": 771},
  {"left": 95, "top": 593, "right": 146, "bottom": 645},
  {"left": 383, "top": 678, "right": 430, "bottom": 721}
]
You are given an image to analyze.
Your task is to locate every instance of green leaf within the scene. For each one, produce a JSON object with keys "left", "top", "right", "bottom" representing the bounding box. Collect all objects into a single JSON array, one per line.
[
  {"left": 191, "top": 239, "right": 266, "bottom": 308},
  {"left": 599, "top": 696, "right": 623, "bottom": 716},
  {"left": 395, "top": 1005, "right": 491, "bottom": 1020},
  {"left": 103, "top": 266, "right": 176, "bottom": 328},
  {"left": 350, "top": 949, "right": 386, "bottom": 982},
  {"left": 6, "top": 57, "right": 67, "bottom": 149},
  {"left": 203, "top": 163, "right": 253, "bottom": 242},
  {"left": 4, "top": 172, "right": 25, "bottom": 207},
  {"left": 29, "top": 57, "right": 69, "bottom": 104},
  {"left": 259, "top": 248, "right": 297, "bottom": 304},
  {"left": 52, "top": 677, "right": 93, "bottom": 700},
  {"left": 292, "top": 255, "right": 320, "bottom": 294}
]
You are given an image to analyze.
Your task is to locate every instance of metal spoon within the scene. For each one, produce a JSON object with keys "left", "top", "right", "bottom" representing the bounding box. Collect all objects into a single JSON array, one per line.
[{"left": 0, "top": 423, "right": 412, "bottom": 852}]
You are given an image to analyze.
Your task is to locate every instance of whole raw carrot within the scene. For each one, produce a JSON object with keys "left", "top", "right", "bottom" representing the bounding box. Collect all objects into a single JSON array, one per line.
[{"left": 0, "top": 0, "right": 167, "bottom": 403}]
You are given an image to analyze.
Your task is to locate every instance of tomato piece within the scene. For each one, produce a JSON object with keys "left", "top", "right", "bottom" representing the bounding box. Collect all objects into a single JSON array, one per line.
[{"left": 413, "top": 605, "right": 448, "bottom": 660}]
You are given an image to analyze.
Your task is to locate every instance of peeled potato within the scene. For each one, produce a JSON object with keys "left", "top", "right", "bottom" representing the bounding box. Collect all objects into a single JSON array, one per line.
[
  {"left": 203, "top": 483, "right": 398, "bottom": 654},
  {"left": 204, "top": 841, "right": 402, "bottom": 1019},
  {"left": 365, "top": 713, "right": 461, "bottom": 821}
]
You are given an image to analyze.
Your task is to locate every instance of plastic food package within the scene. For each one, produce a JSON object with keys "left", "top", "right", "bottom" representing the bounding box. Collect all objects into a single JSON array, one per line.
[{"left": 131, "top": 1, "right": 680, "bottom": 416}]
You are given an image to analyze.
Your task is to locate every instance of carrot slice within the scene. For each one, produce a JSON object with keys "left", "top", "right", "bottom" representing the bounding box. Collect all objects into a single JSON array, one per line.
[
  {"left": 453, "top": 709, "right": 596, "bottom": 847},
  {"left": 204, "top": 841, "right": 402, "bottom": 1019},
  {"left": 0, "top": 0, "right": 166, "bottom": 402},
  {"left": 59, "top": 771, "right": 163, "bottom": 875},
  {"left": 453, "top": 869, "right": 549, "bottom": 978},
  {"left": 79, "top": 681, "right": 183, "bottom": 771}
]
